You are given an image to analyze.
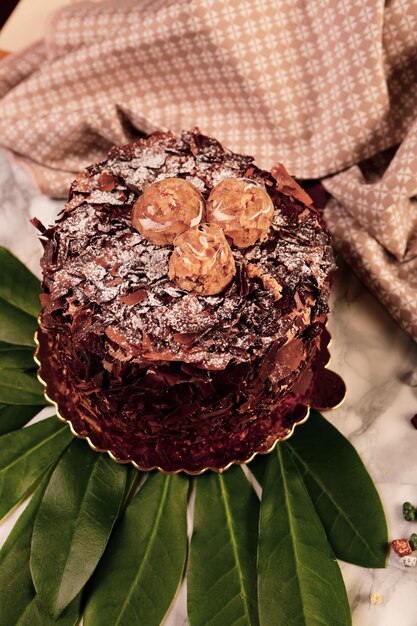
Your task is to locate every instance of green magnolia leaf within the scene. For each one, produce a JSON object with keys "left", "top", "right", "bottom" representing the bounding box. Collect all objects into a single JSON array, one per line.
[
  {"left": 31, "top": 438, "right": 128, "bottom": 619},
  {"left": 0, "top": 472, "right": 81, "bottom": 626},
  {"left": 0, "top": 247, "right": 41, "bottom": 318},
  {"left": 0, "top": 341, "right": 36, "bottom": 370},
  {"left": 188, "top": 466, "right": 260, "bottom": 626},
  {"left": 0, "top": 417, "right": 73, "bottom": 519},
  {"left": 288, "top": 410, "right": 388, "bottom": 568},
  {"left": 0, "top": 370, "right": 45, "bottom": 405},
  {"left": 252, "top": 411, "right": 388, "bottom": 568},
  {"left": 84, "top": 472, "right": 189, "bottom": 626},
  {"left": 0, "top": 404, "right": 40, "bottom": 436},
  {"left": 0, "top": 297, "right": 38, "bottom": 347},
  {"left": 13, "top": 597, "right": 81, "bottom": 626},
  {"left": 257, "top": 443, "right": 351, "bottom": 626},
  {"left": 121, "top": 465, "right": 140, "bottom": 509}
]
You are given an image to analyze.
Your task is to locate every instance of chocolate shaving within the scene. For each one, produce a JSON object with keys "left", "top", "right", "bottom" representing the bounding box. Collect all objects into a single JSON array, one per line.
[
  {"left": 271, "top": 163, "right": 313, "bottom": 206},
  {"left": 38, "top": 293, "right": 49, "bottom": 306},
  {"left": 105, "top": 326, "right": 140, "bottom": 355},
  {"left": 30, "top": 216, "right": 46, "bottom": 233},
  {"left": 98, "top": 171, "right": 118, "bottom": 192},
  {"left": 120, "top": 289, "right": 148, "bottom": 305},
  {"left": 173, "top": 332, "right": 200, "bottom": 345},
  {"left": 71, "top": 171, "right": 94, "bottom": 193}
]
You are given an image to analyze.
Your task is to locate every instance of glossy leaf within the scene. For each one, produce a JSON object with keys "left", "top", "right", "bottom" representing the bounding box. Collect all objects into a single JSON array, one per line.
[
  {"left": 251, "top": 411, "right": 388, "bottom": 568},
  {"left": 0, "top": 297, "right": 38, "bottom": 347},
  {"left": 31, "top": 438, "right": 128, "bottom": 618},
  {"left": 188, "top": 466, "right": 260, "bottom": 626},
  {"left": 0, "top": 341, "right": 36, "bottom": 370},
  {"left": 84, "top": 472, "right": 188, "bottom": 626},
  {"left": 257, "top": 443, "right": 351, "bottom": 626},
  {"left": 121, "top": 465, "right": 141, "bottom": 508},
  {"left": 0, "top": 417, "right": 73, "bottom": 519},
  {"left": 0, "top": 473, "right": 81, "bottom": 626},
  {"left": 0, "top": 404, "right": 40, "bottom": 436},
  {"left": 0, "top": 369, "right": 45, "bottom": 405},
  {"left": 287, "top": 410, "right": 388, "bottom": 567},
  {"left": 0, "top": 247, "right": 40, "bottom": 318}
]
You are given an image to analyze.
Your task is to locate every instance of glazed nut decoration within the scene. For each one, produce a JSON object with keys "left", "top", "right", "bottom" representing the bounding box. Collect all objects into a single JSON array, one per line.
[
  {"left": 132, "top": 177, "right": 204, "bottom": 245},
  {"left": 168, "top": 223, "right": 236, "bottom": 296},
  {"left": 206, "top": 177, "right": 275, "bottom": 248}
]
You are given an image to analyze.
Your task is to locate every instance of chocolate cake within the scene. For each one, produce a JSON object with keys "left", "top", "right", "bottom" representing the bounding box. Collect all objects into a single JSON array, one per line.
[{"left": 35, "top": 128, "right": 340, "bottom": 473}]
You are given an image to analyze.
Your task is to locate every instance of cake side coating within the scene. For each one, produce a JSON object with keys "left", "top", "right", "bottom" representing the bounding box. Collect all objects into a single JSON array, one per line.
[{"left": 37, "top": 129, "right": 336, "bottom": 471}]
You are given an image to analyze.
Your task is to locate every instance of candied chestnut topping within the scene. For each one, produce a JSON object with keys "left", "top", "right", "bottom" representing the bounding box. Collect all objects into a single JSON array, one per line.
[
  {"left": 206, "top": 177, "right": 274, "bottom": 248},
  {"left": 169, "top": 223, "right": 236, "bottom": 295},
  {"left": 132, "top": 177, "right": 204, "bottom": 245}
]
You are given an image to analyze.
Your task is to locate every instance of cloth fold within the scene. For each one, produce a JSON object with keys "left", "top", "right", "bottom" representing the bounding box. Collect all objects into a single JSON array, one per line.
[{"left": 0, "top": 0, "right": 416, "bottom": 340}]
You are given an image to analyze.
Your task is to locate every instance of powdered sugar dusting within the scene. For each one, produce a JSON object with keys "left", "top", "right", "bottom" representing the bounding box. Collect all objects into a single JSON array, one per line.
[{"left": 40, "top": 129, "right": 335, "bottom": 372}]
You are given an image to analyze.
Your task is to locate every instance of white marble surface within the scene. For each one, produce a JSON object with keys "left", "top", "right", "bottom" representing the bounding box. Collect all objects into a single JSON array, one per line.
[{"left": 0, "top": 148, "right": 416, "bottom": 625}]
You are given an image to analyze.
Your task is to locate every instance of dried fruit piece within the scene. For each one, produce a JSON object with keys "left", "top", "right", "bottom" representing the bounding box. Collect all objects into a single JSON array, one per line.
[
  {"left": 391, "top": 539, "right": 412, "bottom": 557},
  {"left": 400, "top": 555, "right": 417, "bottom": 567},
  {"left": 206, "top": 177, "right": 274, "bottom": 248},
  {"left": 132, "top": 177, "right": 204, "bottom": 245},
  {"left": 402, "top": 501, "right": 415, "bottom": 521},
  {"left": 168, "top": 223, "right": 236, "bottom": 296}
]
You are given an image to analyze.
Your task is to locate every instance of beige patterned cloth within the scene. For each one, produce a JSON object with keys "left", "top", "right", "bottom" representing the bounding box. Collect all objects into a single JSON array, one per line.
[{"left": 0, "top": 0, "right": 416, "bottom": 340}]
